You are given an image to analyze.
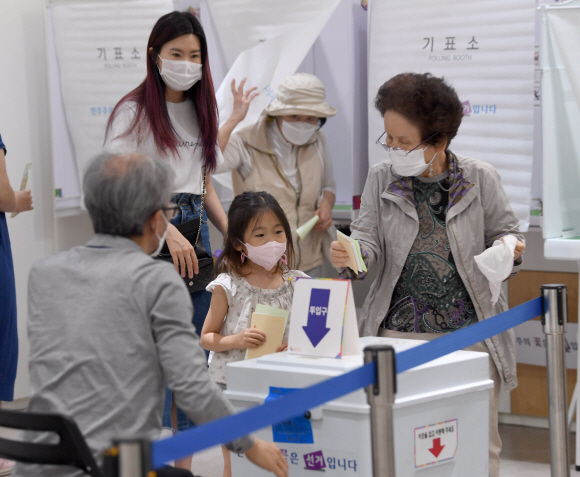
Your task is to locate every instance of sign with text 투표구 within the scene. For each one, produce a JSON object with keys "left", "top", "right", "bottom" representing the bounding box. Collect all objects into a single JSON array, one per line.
[{"left": 288, "top": 279, "right": 359, "bottom": 358}]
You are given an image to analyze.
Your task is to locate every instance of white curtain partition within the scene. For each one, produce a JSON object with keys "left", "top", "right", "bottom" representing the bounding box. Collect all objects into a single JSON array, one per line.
[
  {"left": 204, "top": 0, "right": 341, "bottom": 196},
  {"left": 206, "top": 0, "right": 341, "bottom": 133},
  {"left": 368, "top": 0, "right": 536, "bottom": 230},
  {"left": 49, "top": 0, "right": 173, "bottom": 189},
  {"left": 540, "top": 2, "right": 580, "bottom": 239}
]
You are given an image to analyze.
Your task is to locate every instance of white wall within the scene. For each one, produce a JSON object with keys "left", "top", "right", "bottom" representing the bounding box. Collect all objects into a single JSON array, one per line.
[{"left": 0, "top": 0, "right": 94, "bottom": 402}]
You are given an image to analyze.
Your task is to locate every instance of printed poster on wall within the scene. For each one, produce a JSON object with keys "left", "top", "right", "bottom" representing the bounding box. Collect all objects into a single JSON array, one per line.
[
  {"left": 368, "top": 0, "right": 536, "bottom": 230},
  {"left": 49, "top": 0, "right": 173, "bottom": 189}
]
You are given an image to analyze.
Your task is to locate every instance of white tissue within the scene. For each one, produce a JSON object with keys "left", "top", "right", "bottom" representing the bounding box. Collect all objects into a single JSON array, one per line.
[{"left": 473, "top": 235, "right": 518, "bottom": 306}]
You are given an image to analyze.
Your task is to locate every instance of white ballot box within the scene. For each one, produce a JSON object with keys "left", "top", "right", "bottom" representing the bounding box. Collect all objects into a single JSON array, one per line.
[{"left": 226, "top": 336, "right": 492, "bottom": 476}]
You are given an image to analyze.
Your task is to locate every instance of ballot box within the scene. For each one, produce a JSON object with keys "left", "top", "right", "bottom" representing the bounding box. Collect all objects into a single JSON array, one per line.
[{"left": 225, "top": 336, "right": 492, "bottom": 476}]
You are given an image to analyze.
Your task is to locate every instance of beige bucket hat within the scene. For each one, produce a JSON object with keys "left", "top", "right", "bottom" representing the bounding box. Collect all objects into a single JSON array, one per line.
[{"left": 265, "top": 73, "right": 337, "bottom": 118}]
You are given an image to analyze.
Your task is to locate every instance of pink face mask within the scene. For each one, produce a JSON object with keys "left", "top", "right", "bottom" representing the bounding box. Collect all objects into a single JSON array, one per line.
[{"left": 242, "top": 240, "right": 287, "bottom": 271}]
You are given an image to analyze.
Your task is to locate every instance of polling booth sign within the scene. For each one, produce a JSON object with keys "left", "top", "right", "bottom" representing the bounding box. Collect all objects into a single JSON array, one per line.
[
  {"left": 367, "top": 0, "right": 536, "bottom": 230},
  {"left": 48, "top": 0, "right": 173, "bottom": 214}
]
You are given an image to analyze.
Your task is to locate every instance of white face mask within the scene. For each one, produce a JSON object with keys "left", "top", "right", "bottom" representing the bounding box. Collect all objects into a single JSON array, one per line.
[
  {"left": 280, "top": 120, "right": 318, "bottom": 146},
  {"left": 151, "top": 213, "right": 170, "bottom": 257},
  {"left": 157, "top": 55, "right": 202, "bottom": 91},
  {"left": 388, "top": 148, "right": 437, "bottom": 177},
  {"left": 243, "top": 240, "right": 287, "bottom": 271}
]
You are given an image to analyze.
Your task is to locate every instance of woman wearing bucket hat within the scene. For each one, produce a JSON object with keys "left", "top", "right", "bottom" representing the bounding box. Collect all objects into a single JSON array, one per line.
[{"left": 218, "top": 73, "right": 337, "bottom": 276}]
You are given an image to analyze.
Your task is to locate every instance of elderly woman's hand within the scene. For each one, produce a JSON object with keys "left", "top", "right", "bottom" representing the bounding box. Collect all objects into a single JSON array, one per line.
[
  {"left": 229, "top": 78, "right": 259, "bottom": 125},
  {"left": 330, "top": 241, "right": 351, "bottom": 268},
  {"left": 501, "top": 237, "right": 525, "bottom": 261},
  {"left": 313, "top": 205, "right": 332, "bottom": 232}
]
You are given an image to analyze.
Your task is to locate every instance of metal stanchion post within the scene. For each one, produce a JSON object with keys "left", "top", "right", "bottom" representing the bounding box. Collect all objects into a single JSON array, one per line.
[
  {"left": 542, "top": 284, "right": 570, "bottom": 477},
  {"left": 105, "top": 440, "right": 152, "bottom": 477},
  {"left": 364, "top": 344, "right": 396, "bottom": 477}
]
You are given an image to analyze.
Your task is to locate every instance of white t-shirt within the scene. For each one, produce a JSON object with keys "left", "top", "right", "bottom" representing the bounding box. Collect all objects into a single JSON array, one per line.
[
  {"left": 104, "top": 100, "right": 224, "bottom": 194},
  {"left": 218, "top": 120, "right": 336, "bottom": 196}
]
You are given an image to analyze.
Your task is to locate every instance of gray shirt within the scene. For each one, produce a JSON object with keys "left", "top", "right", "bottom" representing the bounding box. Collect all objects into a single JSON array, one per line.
[{"left": 14, "top": 234, "right": 253, "bottom": 477}]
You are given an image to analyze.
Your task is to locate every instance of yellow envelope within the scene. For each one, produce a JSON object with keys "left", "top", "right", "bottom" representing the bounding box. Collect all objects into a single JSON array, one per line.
[{"left": 245, "top": 313, "right": 287, "bottom": 360}]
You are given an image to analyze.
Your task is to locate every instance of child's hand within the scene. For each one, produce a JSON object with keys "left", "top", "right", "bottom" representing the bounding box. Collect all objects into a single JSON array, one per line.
[
  {"left": 236, "top": 328, "right": 266, "bottom": 349},
  {"left": 276, "top": 342, "right": 288, "bottom": 352}
]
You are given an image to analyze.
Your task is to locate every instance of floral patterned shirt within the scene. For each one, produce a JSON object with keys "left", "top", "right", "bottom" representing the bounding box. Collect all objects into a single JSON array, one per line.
[
  {"left": 382, "top": 171, "right": 476, "bottom": 333},
  {"left": 206, "top": 268, "right": 309, "bottom": 384}
]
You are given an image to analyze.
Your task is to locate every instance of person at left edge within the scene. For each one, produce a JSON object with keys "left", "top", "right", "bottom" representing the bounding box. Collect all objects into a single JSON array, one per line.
[
  {"left": 0, "top": 132, "right": 33, "bottom": 477},
  {"left": 104, "top": 11, "right": 227, "bottom": 468}
]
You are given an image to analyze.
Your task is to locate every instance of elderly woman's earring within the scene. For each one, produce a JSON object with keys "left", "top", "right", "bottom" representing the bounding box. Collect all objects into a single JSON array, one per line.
[
  {"left": 241, "top": 251, "right": 246, "bottom": 263},
  {"left": 281, "top": 254, "right": 288, "bottom": 265}
]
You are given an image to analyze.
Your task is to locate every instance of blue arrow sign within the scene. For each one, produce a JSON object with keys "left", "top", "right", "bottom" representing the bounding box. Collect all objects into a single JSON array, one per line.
[{"left": 302, "top": 288, "right": 331, "bottom": 347}]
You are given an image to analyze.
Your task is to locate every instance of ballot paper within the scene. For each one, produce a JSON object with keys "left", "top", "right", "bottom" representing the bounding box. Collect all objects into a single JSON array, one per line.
[
  {"left": 296, "top": 215, "right": 320, "bottom": 240},
  {"left": 10, "top": 163, "right": 32, "bottom": 218},
  {"left": 337, "top": 230, "right": 367, "bottom": 274},
  {"left": 245, "top": 305, "right": 289, "bottom": 360}
]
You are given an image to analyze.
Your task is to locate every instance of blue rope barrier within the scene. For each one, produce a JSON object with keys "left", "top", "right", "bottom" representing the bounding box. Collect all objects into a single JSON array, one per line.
[
  {"left": 152, "top": 362, "right": 376, "bottom": 468},
  {"left": 396, "top": 296, "right": 543, "bottom": 373},
  {"left": 152, "top": 296, "right": 542, "bottom": 468}
]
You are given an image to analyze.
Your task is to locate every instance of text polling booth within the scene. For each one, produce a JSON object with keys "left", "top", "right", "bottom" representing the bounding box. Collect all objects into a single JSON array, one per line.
[
  {"left": 224, "top": 278, "right": 492, "bottom": 476},
  {"left": 205, "top": 0, "right": 369, "bottom": 218},
  {"left": 47, "top": 0, "right": 174, "bottom": 216},
  {"left": 538, "top": 1, "right": 580, "bottom": 469},
  {"left": 368, "top": 0, "right": 536, "bottom": 230}
]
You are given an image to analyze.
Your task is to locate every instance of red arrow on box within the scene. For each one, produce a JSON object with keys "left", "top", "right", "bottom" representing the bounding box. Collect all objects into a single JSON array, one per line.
[{"left": 429, "top": 438, "right": 445, "bottom": 458}]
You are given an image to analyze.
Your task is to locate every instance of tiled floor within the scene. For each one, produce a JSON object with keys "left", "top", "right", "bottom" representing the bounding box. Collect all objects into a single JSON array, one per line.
[
  {"left": 1, "top": 422, "right": 580, "bottom": 476},
  {"left": 498, "top": 424, "right": 579, "bottom": 476}
]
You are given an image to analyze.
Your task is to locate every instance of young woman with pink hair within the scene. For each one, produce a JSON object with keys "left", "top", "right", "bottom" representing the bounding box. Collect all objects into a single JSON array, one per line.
[{"left": 104, "top": 10, "right": 228, "bottom": 471}]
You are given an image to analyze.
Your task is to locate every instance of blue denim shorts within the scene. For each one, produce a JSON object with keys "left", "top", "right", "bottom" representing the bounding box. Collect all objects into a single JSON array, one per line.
[{"left": 162, "top": 193, "right": 213, "bottom": 431}]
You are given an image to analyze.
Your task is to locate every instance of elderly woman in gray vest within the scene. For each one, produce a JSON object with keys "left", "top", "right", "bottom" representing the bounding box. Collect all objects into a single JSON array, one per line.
[
  {"left": 218, "top": 73, "right": 337, "bottom": 277},
  {"left": 330, "top": 73, "right": 525, "bottom": 477}
]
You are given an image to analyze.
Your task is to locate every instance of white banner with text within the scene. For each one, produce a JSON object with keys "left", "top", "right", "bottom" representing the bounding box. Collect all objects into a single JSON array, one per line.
[{"left": 368, "top": 0, "right": 536, "bottom": 229}]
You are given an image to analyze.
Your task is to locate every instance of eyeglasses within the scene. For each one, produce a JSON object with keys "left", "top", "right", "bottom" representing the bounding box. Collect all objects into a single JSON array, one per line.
[
  {"left": 376, "top": 131, "right": 439, "bottom": 154},
  {"left": 162, "top": 205, "right": 180, "bottom": 220}
]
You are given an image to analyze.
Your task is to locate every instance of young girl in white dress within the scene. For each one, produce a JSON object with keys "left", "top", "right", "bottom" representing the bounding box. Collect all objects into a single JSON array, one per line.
[{"left": 201, "top": 191, "right": 308, "bottom": 477}]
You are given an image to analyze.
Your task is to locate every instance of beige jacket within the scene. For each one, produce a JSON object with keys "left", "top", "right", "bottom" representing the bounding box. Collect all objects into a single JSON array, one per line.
[
  {"left": 232, "top": 114, "right": 326, "bottom": 271},
  {"left": 351, "top": 153, "right": 524, "bottom": 391}
]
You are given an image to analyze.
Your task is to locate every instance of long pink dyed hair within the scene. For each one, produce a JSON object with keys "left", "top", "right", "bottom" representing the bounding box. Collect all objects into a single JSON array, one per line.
[{"left": 105, "top": 11, "right": 219, "bottom": 171}]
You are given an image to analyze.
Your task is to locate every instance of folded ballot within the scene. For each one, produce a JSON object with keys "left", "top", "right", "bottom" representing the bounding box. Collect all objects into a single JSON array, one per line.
[
  {"left": 337, "top": 230, "right": 367, "bottom": 274},
  {"left": 296, "top": 215, "right": 320, "bottom": 239},
  {"left": 245, "top": 304, "right": 289, "bottom": 360}
]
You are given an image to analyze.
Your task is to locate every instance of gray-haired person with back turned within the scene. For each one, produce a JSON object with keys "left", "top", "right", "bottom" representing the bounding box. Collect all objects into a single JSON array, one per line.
[{"left": 14, "top": 152, "right": 288, "bottom": 477}]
